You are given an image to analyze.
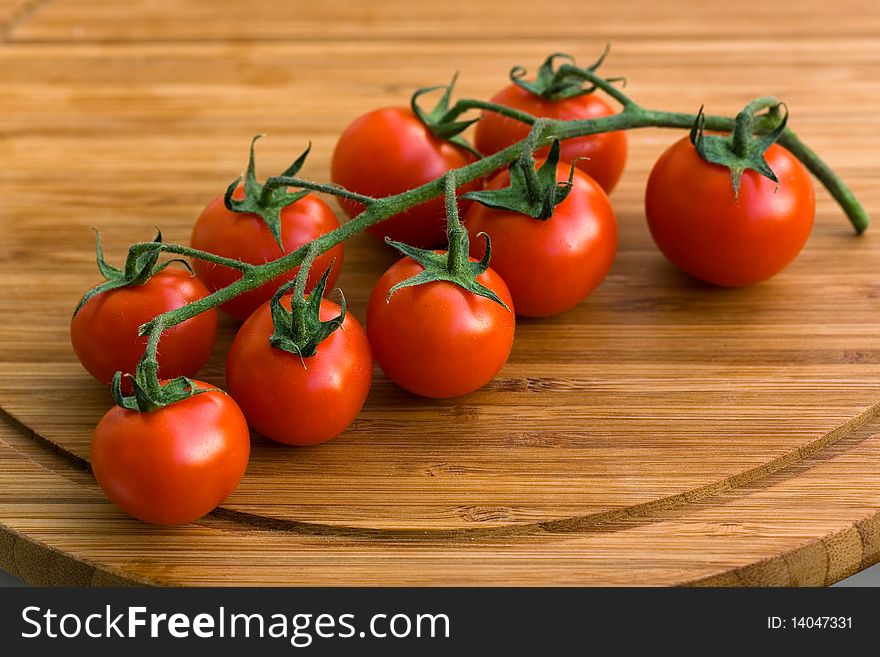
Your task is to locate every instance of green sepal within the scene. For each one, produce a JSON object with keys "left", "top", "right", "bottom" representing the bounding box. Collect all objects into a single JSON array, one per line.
[
  {"left": 110, "top": 364, "right": 211, "bottom": 414},
  {"left": 73, "top": 229, "right": 171, "bottom": 317},
  {"left": 411, "top": 73, "right": 480, "bottom": 156},
  {"left": 384, "top": 172, "right": 510, "bottom": 311},
  {"left": 385, "top": 234, "right": 507, "bottom": 309},
  {"left": 462, "top": 139, "right": 574, "bottom": 220},
  {"left": 223, "top": 135, "right": 311, "bottom": 252},
  {"left": 267, "top": 252, "right": 345, "bottom": 364},
  {"left": 690, "top": 100, "right": 789, "bottom": 197},
  {"left": 510, "top": 46, "right": 617, "bottom": 101}
]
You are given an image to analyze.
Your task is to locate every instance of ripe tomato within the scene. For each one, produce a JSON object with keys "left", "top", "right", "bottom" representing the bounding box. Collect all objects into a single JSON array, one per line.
[
  {"left": 191, "top": 189, "right": 343, "bottom": 321},
  {"left": 465, "top": 160, "right": 617, "bottom": 317},
  {"left": 226, "top": 296, "right": 372, "bottom": 446},
  {"left": 331, "top": 107, "right": 481, "bottom": 248},
  {"left": 71, "top": 267, "right": 217, "bottom": 386},
  {"left": 91, "top": 383, "right": 250, "bottom": 525},
  {"left": 367, "top": 257, "right": 515, "bottom": 398},
  {"left": 645, "top": 137, "right": 815, "bottom": 286},
  {"left": 474, "top": 85, "right": 628, "bottom": 193}
]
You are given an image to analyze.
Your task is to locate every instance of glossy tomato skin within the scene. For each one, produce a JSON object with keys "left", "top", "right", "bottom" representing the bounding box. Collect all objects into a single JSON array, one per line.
[
  {"left": 474, "top": 85, "right": 628, "bottom": 193},
  {"left": 226, "top": 297, "right": 372, "bottom": 446},
  {"left": 465, "top": 160, "right": 617, "bottom": 317},
  {"left": 645, "top": 138, "right": 815, "bottom": 287},
  {"left": 367, "top": 258, "right": 515, "bottom": 398},
  {"left": 91, "top": 383, "right": 250, "bottom": 525},
  {"left": 191, "top": 191, "right": 343, "bottom": 321},
  {"left": 331, "top": 107, "right": 481, "bottom": 248},
  {"left": 71, "top": 268, "right": 218, "bottom": 386}
]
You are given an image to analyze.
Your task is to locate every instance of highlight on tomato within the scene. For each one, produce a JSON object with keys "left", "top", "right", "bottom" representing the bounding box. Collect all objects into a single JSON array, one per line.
[
  {"left": 91, "top": 371, "right": 250, "bottom": 526},
  {"left": 331, "top": 77, "right": 482, "bottom": 249},
  {"left": 71, "top": 231, "right": 217, "bottom": 387},
  {"left": 464, "top": 141, "right": 617, "bottom": 317},
  {"left": 474, "top": 50, "right": 628, "bottom": 193},
  {"left": 226, "top": 254, "right": 372, "bottom": 446},
  {"left": 367, "top": 173, "right": 515, "bottom": 399},
  {"left": 191, "top": 136, "right": 343, "bottom": 321},
  {"left": 645, "top": 103, "right": 815, "bottom": 287}
]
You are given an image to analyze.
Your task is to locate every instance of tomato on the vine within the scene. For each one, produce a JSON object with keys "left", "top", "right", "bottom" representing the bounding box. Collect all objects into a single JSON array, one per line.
[
  {"left": 331, "top": 107, "right": 481, "bottom": 248},
  {"left": 645, "top": 136, "right": 815, "bottom": 287},
  {"left": 226, "top": 294, "right": 372, "bottom": 446},
  {"left": 475, "top": 86, "right": 627, "bottom": 193},
  {"left": 71, "top": 267, "right": 217, "bottom": 386},
  {"left": 465, "top": 158, "right": 617, "bottom": 317},
  {"left": 191, "top": 188, "right": 343, "bottom": 322},
  {"left": 367, "top": 255, "right": 515, "bottom": 399},
  {"left": 91, "top": 382, "right": 250, "bottom": 525}
]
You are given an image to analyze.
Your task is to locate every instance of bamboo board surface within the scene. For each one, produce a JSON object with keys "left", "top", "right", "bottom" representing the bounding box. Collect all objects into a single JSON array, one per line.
[{"left": 1, "top": 0, "right": 879, "bottom": 586}]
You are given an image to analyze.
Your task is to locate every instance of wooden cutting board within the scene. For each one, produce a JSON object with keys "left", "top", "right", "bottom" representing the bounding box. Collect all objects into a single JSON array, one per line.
[{"left": 1, "top": 0, "right": 879, "bottom": 586}]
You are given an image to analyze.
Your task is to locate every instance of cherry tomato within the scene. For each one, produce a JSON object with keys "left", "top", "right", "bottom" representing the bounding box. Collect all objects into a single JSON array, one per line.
[
  {"left": 91, "top": 383, "right": 251, "bottom": 525},
  {"left": 475, "top": 85, "right": 628, "bottom": 193},
  {"left": 331, "top": 107, "right": 481, "bottom": 248},
  {"left": 645, "top": 137, "right": 815, "bottom": 287},
  {"left": 191, "top": 188, "right": 343, "bottom": 321},
  {"left": 71, "top": 268, "right": 217, "bottom": 386},
  {"left": 226, "top": 297, "right": 372, "bottom": 446},
  {"left": 465, "top": 160, "right": 617, "bottom": 317},
  {"left": 367, "top": 257, "right": 515, "bottom": 398}
]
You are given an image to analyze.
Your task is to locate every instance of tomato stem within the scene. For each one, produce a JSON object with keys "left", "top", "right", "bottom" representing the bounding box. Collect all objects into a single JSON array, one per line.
[
  {"left": 265, "top": 176, "right": 377, "bottom": 206},
  {"left": 555, "top": 63, "right": 634, "bottom": 109},
  {"left": 776, "top": 128, "right": 870, "bottom": 235},
  {"left": 111, "top": 317, "right": 212, "bottom": 412},
  {"left": 153, "top": 242, "right": 255, "bottom": 272},
  {"left": 689, "top": 98, "right": 789, "bottom": 197},
  {"left": 381, "top": 173, "right": 509, "bottom": 309},
  {"left": 266, "top": 247, "right": 345, "bottom": 362},
  {"left": 223, "top": 136, "right": 312, "bottom": 251},
  {"left": 462, "top": 139, "right": 575, "bottom": 220},
  {"left": 444, "top": 172, "right": 469, "bottom": 274},
  {"left": 411, "top": 74, "right": 482, "bottom": 156},
  {"left": 518, "top": 119, "right": 549, "bottom": 204},
  {"left": 731, "top": 98, "right": 781, "bottom": 157},
  {"left": 441, "top": 98, "right": 538, "bottom": 126},
  {"left": 509, "top": 48, "right": 626, "bottom": 104},
  {"left": 127, "top": 64, "right": 870, "bottom": 338}
]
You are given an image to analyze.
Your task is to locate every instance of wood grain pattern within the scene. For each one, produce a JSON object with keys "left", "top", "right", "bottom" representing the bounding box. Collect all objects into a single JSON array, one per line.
[{"left": 1, "top": 0, "right": 879, "bottom": 585}]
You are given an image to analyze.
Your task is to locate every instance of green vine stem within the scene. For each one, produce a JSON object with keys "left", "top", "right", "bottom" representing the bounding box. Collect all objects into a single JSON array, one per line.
[
  {"left": 113, "top": 317, "right": 212, "bottom": 411},
  {"left": 438, "top": 98, "right": 539, "bottom": 129},
  {"left": 262, "top": 176, "right": 378, "bottom": 207},
  {"left": 130, "top": 70, "right": 868, "bottom": 342}
]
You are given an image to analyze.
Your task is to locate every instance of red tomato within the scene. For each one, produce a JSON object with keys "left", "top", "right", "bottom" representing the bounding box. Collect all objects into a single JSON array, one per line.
[
  {"left": 367, "top": 257, "right": 515, "bottom": 398},
  {"left": 645, "top": 137, "right": 815, "bottom": 286},
  {"left": 331, "top": 107, "right": 481, "bottom": 248},
  {"left": 226, "top": 297, "right": 372, "bottom": 446},
  {"left": 191, "top": 189, "right": 343, "bottom": 321},
  {"left": 71, "top": 268, "right": 217, "bottom": 386},
  {"left": 475, "top": 85, "right": 628, "bottom": 193},
  {"left": 465, "top": 160, "right": 617, "bottom": 317},
  {"left": 91, "top": 382, "right": 250, "bottom": 525}
]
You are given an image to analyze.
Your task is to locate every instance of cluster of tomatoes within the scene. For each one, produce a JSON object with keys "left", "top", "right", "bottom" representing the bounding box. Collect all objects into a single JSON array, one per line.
[{"left": 70, "top": 55, "right": 817, "bottom": 525}]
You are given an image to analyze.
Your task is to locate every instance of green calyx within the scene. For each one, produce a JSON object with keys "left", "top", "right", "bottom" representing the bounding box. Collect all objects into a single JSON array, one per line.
[
  {"left": 385, "top": 172, "right": 509, "bottom": 311},
  {"left": 224, "top": 134, "right": 311, "bottom": 252},
  {"left": 463, "top": 138, "right": 574, "bottom": 220},
  {"left": 510, "top": 46, "right": 619, "bottom": 101},
  {"left": 268, "top": 248, "right": 345, "bottom": 364},
  {"left": 690, "top": 97, "right": 789, "bottom": 197},
  {"left": 111, "top": 323, "right": 210, "bottom": 413},
  {"left": 411, "top": 73, "right": 480, "bottom": 155},
  {"left": 73, "top": 229, "right": 190, "bottom": 317}
]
